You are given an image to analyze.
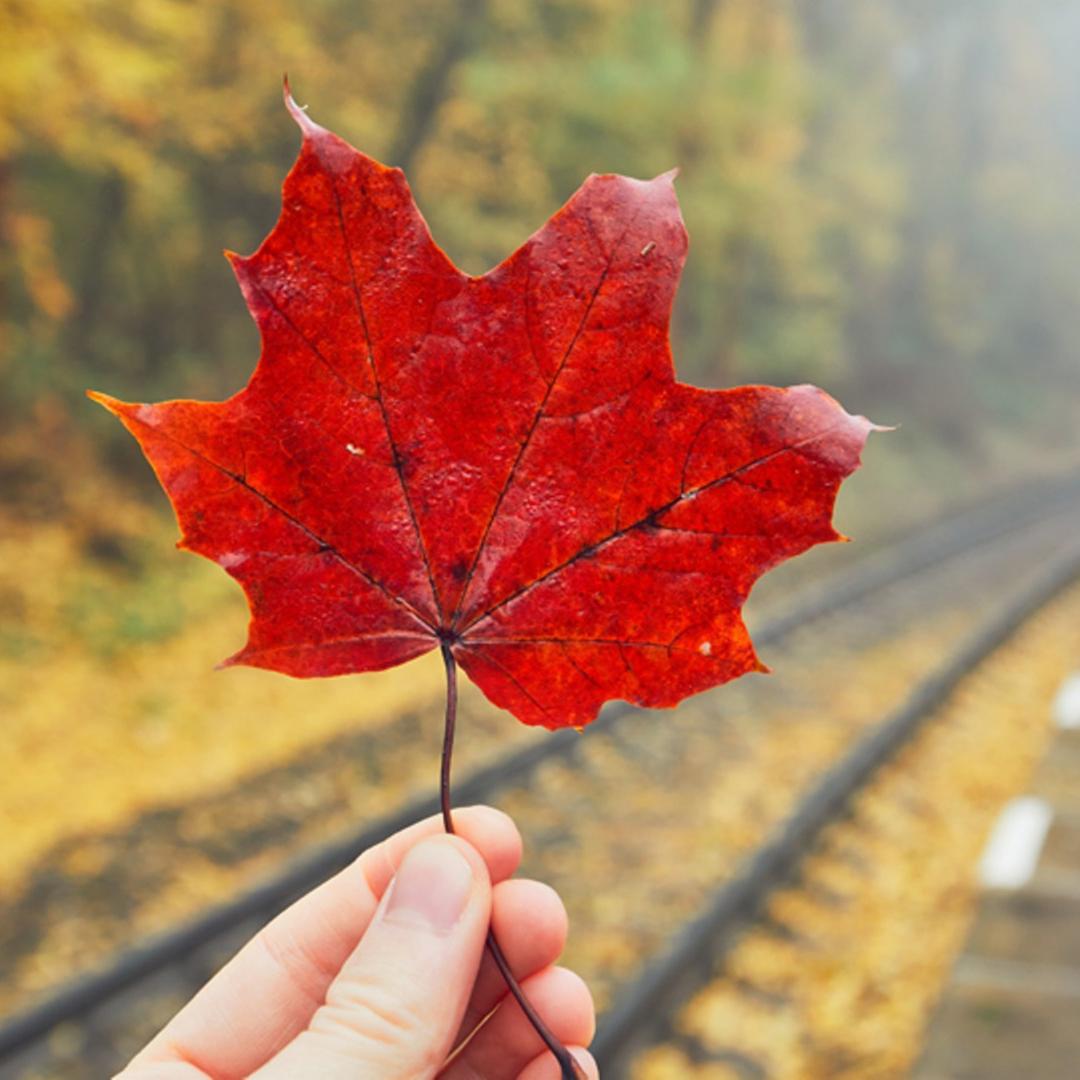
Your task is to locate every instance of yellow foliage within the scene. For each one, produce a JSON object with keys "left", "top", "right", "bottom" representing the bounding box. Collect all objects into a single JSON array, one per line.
[
  {"left": 0, "top": 446, "right": 446, "bottom": 895},
  {"left": 641, "top": 585, "right": 1080, "bottom": 1079}
]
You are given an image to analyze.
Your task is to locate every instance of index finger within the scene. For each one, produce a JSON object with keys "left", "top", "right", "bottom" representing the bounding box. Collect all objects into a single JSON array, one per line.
[{"left": 122, "top": 805, "right": 522, "bottom": 1079}]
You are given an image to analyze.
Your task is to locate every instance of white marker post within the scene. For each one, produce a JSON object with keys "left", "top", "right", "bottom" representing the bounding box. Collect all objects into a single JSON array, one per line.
[
  {"left": 978, "top": 796, "right": 1054, "bottom": 890},
  {"left": 1052, "top": 672, "right": 1080, "bottom": 730}
]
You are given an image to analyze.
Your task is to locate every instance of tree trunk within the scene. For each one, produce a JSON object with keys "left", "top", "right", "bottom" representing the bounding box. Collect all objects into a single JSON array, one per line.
[{"left": 388, "top": 0, "right": 489, "bottom": 174}]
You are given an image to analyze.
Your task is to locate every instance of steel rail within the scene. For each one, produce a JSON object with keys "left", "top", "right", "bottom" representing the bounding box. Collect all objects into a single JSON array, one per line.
[
  {"left": 592, "top": 537, "right": 1080, "bottom": 1074},
  {"left": 1, "top": 471, "right": 1078, "bottom": 1061}
]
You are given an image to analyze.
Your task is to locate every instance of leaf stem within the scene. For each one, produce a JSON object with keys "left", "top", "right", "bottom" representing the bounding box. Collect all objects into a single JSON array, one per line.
[{"left": 439, "top": 643, "right": 585, "bottom": 1080}]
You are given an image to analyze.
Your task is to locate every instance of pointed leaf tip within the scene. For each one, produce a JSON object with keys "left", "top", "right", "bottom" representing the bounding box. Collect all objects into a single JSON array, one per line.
[
  {"left": 87, "top": 389, "right": 120, "bottom": 413},
  {"left": 282, "top": 76, "right": 321, "bottom": 137}
]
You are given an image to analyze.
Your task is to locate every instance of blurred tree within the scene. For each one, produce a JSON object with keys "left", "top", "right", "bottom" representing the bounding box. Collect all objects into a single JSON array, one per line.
[{"left": 2, "top": 0, "right": 1080, "bottom": 517}]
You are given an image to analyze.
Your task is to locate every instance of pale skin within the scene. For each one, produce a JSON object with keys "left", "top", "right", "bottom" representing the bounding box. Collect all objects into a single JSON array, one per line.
[{"left": 119, "top": 806, "right": 598, "bottom": 1080}]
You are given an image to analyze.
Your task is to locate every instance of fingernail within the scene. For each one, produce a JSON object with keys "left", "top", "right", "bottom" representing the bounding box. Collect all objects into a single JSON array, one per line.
[
  {"left": 385, "top": 838, "right": 475, "bottom": 933},
  {"left": 570, "top": 1047, "right": 598, "bottom": 1078}
]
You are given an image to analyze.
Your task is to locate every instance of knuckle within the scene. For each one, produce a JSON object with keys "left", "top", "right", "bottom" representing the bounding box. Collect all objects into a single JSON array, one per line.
[
  {"left": 256, "top": 921, "right": 336, "bottom": 994},
  {"left": 309, "top": 971, "right": 440, "bottom": 1068}
]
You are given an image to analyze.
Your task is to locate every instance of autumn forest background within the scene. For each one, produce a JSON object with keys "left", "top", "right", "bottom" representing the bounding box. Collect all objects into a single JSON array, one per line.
[{"left": 4, "top": 0, "right": 1080, "bottom": 1058}]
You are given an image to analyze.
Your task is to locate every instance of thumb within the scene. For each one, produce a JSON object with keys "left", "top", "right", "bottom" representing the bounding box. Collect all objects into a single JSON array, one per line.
[{"left": 253, "top": 834, "right": 492, "bottom": 1080}]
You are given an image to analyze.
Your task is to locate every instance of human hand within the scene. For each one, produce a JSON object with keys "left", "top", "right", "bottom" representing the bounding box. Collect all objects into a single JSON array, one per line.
[{"left": 119, "top": 806, "right": 596, "bottom": 1079}]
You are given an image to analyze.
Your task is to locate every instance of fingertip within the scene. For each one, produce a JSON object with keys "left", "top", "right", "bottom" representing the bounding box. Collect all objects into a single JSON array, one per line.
[
  {"left": 518, "top": 1046, "right": 599, "bottom": 1080},
  {"left": 451, "top": 878, "right": 569, "bottom": 1047},
  {"left": 571, "top": 1047, "right": 600, "bottom": 1080},
  {"left": 492, "top": 878, "right": 568, "bottom": 959},
  {"left": 437, "top": 832, "right": 493, "bottom": 892},
  {"left": 382, "top": 833, "right": 491, "bottom": 933},
  {"left": 457, "top": 803, "right": 521, "bottom": 845},
  {"left": 354, "top": 805, "right": 521, "bottom": 901},
  {"left": 510, "top": 965, "right": 596, "bottom": 1047},
  {"left": 454, "top": 804, "right": 523, "bottom": 879},
  {"left": 443, "top": 965, "right": 595, "bottom": 1079},
  {"left": 553, "top": 967, "right": 596, "bottom": 1046}
]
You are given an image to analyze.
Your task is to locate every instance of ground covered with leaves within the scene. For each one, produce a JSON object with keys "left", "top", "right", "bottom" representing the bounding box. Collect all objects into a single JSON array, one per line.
[
  {"left": 3, "top": 501, "right": 1077, "bottom": 1080},
  {"left": 634, "top": 579, "right": 1080, "bottom": 1080}
]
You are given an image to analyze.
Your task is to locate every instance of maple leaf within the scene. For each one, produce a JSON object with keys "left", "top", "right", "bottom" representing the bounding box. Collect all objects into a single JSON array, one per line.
[{"left": 91, "top": 92, "right": 873, "bottom": 731}]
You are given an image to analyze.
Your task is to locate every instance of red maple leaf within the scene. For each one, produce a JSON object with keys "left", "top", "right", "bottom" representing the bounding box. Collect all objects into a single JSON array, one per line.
[{"left": 91, "top": 93, "right": 873, "bottom": 731}]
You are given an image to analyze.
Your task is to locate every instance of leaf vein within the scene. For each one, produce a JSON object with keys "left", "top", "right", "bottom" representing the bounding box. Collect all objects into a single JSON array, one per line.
[
  {"left": 450, "top": 198, "right": 650, "bottom": 627},
  {"left": 123, "top": 410, "right": 434, "bottom": 632},
  {"left": 247, "top": 277, "right": 375, "bottom": 399},
  {"left": 322, "top": 161, "right": 445, "bottom": 622},
  {"left": 461, "top": 421, "right": 845, "bottom": 634}
]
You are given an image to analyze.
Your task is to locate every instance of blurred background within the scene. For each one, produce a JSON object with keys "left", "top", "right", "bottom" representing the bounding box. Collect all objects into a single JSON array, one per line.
[{"left": 4, "top": 1, "right": 1080, "bottom": 1077}]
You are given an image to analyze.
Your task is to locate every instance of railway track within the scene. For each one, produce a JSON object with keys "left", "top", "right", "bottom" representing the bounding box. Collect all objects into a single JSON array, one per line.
[
  {"left": 595, "top": 539, "right": 1080, "bottom": 1076},
  {"left": 2, "top": 474, "right": 1079, "bottom": 1078}
]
